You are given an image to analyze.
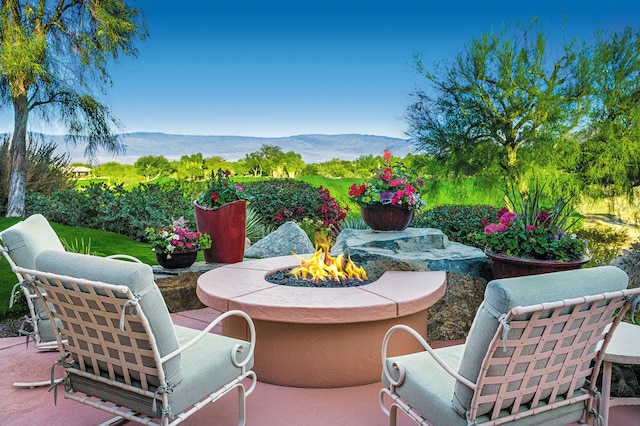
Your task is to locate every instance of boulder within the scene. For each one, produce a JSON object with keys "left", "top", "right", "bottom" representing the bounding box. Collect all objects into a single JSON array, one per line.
[
  {"left": 330, "top": 227, "right": 491, "bottom": 341},
  {"left": 245, "top": 221, "right": 315, "bottom": 259}
]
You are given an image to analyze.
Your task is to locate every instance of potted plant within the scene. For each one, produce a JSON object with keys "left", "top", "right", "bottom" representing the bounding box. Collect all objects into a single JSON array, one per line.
[
  {"left": 194, "top": 168, "right": 249, "bottom": 263},
  {"left": 145, "top": 217, "right": 212, "bottom": 269},
  {"left": 474, "top": 185, "right": 589, "bottom": 278},
  {"left": 348, "top": 148, "right": 425, "bottom": 231}
]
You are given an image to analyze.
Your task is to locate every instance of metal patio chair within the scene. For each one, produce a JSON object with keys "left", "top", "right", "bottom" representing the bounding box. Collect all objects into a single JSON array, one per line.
[
  {"left": 15, "top": 249, "right": 256, "bottom": 425},
  {"left": 380, "top": 266, "right": 640, "bottom": 425}
]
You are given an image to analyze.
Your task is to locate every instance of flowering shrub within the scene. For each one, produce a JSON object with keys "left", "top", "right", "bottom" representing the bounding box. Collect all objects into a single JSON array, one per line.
[
  {"left": 242, "top": 179, "right": 348, "bottom": 235},
  {"left": 348, "top": 148, "right": 424, "bottom": 210},
  {"left": 145, "top": 217, "right": 211, "bottom": 256},
  {"left": 414, "top": 205, "right": 497, "bottom": 246},
  {"left": 196, "top": 168, "right": 248, "bottom": 209},
  {"left": 473, "top": 186, "right": 588, "bottom": 261}
]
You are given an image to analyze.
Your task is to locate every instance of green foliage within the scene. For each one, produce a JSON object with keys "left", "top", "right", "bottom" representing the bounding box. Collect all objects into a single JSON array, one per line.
[
  {"left": 473, "top": 186, "right": 588, "bottom": 261},
  {"left": 60, "top": 237, "right": 102, "bottom": 256},
  {"left": 0, "top": 136, "right": 71, "bottom": 215},
  {"left": 577, "top": 225, "right": 629, "bottom": 267},
  {"left": 134, "top": 155, "right": 172, "bottom": 181},
  {"left": 242, "top": 179, "right": 347, "bottom": 234},
  {"left": 196, "top": 169, "right": 249, "bottom": 209},
  {"left": 246, "top": 207, "right": 272, "bottom": 243},
  {"left": 414, "top": 205, "right": 497, "bottom": 246},
  {"left": 25, "top": 181, "right": 195, "bottom": 241}
]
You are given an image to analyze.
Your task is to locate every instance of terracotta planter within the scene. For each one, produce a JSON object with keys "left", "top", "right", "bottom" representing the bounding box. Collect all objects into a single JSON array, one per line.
[
  {"left": 361, "top": 204, "right": 414, "bottom": 231},
  {"left": 486, "top": 251, "right": 589, "bottom": 279},
  {"left": 194, "top": 199, "right": 247, "bottom": 263},
  {"left": 156, "top": 251, "right": 197, "bottom": 269}
]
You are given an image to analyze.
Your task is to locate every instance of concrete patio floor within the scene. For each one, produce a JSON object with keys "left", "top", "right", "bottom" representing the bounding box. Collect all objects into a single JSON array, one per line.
[{"left": 1, "top": 307, "right": 638, "bottom": 425}]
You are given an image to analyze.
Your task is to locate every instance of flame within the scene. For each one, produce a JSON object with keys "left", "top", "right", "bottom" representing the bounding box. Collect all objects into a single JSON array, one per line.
[{"left": 290, "top": 233, "right": 368, "bottom": 283}]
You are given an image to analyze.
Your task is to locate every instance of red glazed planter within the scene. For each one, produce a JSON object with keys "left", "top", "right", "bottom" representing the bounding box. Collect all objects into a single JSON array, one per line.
[
  {"left": 486, "top": 251, "right": 589, "bottom": 279},
  {"left": 360, "top": 204, "right": 414, "bottom": 231},
  {"left": 194, "top": 199, "right": 247, "bottom": 263}
]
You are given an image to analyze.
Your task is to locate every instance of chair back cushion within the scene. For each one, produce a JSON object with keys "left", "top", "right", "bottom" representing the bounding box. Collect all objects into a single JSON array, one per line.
[
  {"left": 1, "top": 214, "right": 64, "bottom": 269},
  {"left": 34, "top": 250, "right": 183, "bottom": 386},
  {"left": 452, "top": 265, "right": 628, "bottom": 417}
]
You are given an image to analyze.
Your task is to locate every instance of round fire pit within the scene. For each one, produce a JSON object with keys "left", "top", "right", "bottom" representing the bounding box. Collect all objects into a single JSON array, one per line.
[{"left": 196, "top": 255, "right": 446, "bottom": 388}]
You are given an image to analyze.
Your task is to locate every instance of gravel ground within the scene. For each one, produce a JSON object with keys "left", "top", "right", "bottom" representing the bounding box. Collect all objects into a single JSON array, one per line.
[{"left": 0, "top": 317, "right": 25, "bottom": 338}]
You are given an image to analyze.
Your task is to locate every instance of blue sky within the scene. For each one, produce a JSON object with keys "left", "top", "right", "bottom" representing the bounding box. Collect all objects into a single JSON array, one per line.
[{"left": 6, "top": 0, "right": 640, "bottom": 139}]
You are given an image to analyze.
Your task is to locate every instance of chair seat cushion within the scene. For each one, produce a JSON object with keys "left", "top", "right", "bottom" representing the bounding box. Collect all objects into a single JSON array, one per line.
[{"left": 69, "top": 325, "right": 254, "bottom": 418}]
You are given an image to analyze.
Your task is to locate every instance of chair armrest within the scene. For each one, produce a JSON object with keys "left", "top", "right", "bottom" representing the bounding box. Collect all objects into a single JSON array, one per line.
[
  {"left": 161, "top": 310, "right": 256, "bottom": 369},
  {"left": 105, "top": 254, "right": 142, "bottom": 263},
  {"left": 381, "top": 324, "right": 476, "bottom": 391}
]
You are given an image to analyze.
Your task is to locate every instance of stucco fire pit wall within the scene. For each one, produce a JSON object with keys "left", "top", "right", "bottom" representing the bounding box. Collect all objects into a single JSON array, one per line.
[{"left": 196, "top": 255, "right": 446, "bottom": 388}]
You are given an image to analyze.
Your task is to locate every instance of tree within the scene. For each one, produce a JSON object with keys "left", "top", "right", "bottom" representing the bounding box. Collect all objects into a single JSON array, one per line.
[
  {"left": 134, "top": 155, "right": 171, "bottom": 182},
  {"left": 407, "top": 20, "right": 584, "bottom": 183},
  {"left": 578, "top": 27, "right": 640, "bottom": 197},
  {"left": 0, "top": 1, "right": 147, "bottom": 216},
  {"left": 176, "top": 153, "right": 204, "bottom": 181}
]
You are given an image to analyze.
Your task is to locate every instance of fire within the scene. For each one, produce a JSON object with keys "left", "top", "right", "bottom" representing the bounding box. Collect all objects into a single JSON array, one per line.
[{"left": 290, "top": 233, "right": 368, "bottom": 283}]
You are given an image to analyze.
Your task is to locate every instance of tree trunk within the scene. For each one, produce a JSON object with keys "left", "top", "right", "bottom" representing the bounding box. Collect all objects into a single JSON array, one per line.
[{"left": 6, "top": 94, "right": 29, "bottom": 217}]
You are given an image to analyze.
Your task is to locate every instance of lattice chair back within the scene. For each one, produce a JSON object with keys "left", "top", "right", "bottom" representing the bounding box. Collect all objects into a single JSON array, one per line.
[
  {"left": 16, "top": 250, "right": 256, "bottom": 425},
  {"left": 0, "top": 214, "right": 65, "bottom": 350},
  {"left": 468, "top": 289, "right": 636, "bottom": 423},
  {"left": 27, "top": 268, "right": 169, "bottom": 408}
]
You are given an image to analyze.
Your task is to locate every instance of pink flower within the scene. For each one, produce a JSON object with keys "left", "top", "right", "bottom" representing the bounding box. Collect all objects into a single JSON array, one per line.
[
  {"left": 499, "top": 211, "right": 517, "bottom": 224},
  {"left": 526, "top": 225, "right": 536, "bottom": 231},
  {"left": 484, "top": 223, "right": 500, "bottom": 234},
  {"left": 186, "top": 242, "right": 194, "bottom": 249},
  {"left": 390, "top": 179, "right": 405, "bottom": 187},
  {"left": 497, "top": 207, "right": 510, "bottom": 217},
  {"left": 275, "top": 213, "right": 283, "bottom": 221}
]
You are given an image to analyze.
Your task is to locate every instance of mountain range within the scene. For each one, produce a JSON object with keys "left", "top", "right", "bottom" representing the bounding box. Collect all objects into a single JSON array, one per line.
[{"left": 47, "top": 133, "right": 413, "bottom": 164}]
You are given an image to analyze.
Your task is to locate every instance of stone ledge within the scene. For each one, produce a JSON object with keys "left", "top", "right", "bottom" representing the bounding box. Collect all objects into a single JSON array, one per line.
[{"left": 153, "top": 261, "right": 224, "bottom": 313}]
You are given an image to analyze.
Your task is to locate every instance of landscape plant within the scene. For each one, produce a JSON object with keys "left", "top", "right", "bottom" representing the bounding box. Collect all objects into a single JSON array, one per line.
[
  {"left": 473, "top": 186, "right": 588, "bottom": 261},
  {"left": 145, "top": 217, "right": 211, "bottom": 256},
  {"left": 242, "top": 179, "right": 348, "bottom": 235},
  {"left": 413, "top": 205, "right": 497, "bottom": 246},
  {"left": 196, "top": 169, "right": 249, "bottom": 209},
  {"left": 348, "top": 148, "right": 425, "bottom": 210}
]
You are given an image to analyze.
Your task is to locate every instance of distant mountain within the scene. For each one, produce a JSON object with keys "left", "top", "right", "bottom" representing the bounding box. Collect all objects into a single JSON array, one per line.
[{"left": 48, "top": 133, "right": 413, "bottom": 164}]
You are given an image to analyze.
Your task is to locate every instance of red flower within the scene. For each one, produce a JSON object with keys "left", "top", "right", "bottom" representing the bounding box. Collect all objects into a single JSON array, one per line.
[
  {"left": 383, "top": 148, "right": 392, "bottom": 164},
  {"left": 210, "top": 192, "right": 220, "bottom": 202},
  {"left": 349, "top": 183, "right": 366, "bottom": 197}
]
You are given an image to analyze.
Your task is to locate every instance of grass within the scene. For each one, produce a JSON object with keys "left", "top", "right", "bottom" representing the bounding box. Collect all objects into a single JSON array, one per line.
[{"left": 0, "top": 218, "right": 202, "bottom": 318}]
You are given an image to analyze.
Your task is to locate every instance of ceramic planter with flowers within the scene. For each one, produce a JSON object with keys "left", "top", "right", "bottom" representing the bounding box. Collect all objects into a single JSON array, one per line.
[
  {"left": 349, "top": 148, "right": 425, "bottom": 231},
  {"left": 474, "top": 185, "right": 589, "bottom": 278},
  {"left": 194, "top": 168, "right": 250, "bottom": 263},
  {"left": 145, "top": 217, "right": 211, "bottom": 269}
]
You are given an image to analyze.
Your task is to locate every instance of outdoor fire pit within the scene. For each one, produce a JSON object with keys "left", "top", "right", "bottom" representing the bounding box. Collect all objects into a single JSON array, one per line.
[{"left": 196, "top": 255, "right": 446, "bottom": 388}]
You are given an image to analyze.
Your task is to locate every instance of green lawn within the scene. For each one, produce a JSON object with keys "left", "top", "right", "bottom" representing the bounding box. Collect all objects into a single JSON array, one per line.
[{"left": 0, "top": 218, "right": 182, "bottom": 318}]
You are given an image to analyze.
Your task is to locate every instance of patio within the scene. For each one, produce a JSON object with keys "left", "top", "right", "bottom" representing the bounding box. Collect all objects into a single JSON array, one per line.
[{"left": 1, "top": 307, "right": 637, "bottom": 425}]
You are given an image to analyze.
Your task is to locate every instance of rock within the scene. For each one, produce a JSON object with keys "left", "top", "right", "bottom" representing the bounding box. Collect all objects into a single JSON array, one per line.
[
  {"left": 245, "top": 221, "right": 315, "bottom": 259},
  {"left": 330, "top": 228, "right": 488, "bottom": 280},
  {"left": 153, "top": 262, "right": 222, "bottom": 313},
  {"left": 330, "top": 227, "right": 492, "bottom": 340}
]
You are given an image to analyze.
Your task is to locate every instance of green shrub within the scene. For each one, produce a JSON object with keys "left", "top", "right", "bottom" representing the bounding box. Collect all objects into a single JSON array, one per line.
[
  {"left": 577, "top": 225, "right": 629, "bottom": 267},
  {"left": 414, "top": 204, "right": 497, "bottom": 247},
  {"left": 25, "top": 181, "right": 195, "bottom": 241},
  {"left": 242, "top": 179, "right": 348, "bottom": 234}
]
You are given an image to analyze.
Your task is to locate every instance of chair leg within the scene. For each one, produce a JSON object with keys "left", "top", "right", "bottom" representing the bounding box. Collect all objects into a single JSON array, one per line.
[
  {"left": 237, "top": 383, "right": 247, "bottom": 426},
  {"left": 389, "top": 404, "right": 398, "bottom": 426}
]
